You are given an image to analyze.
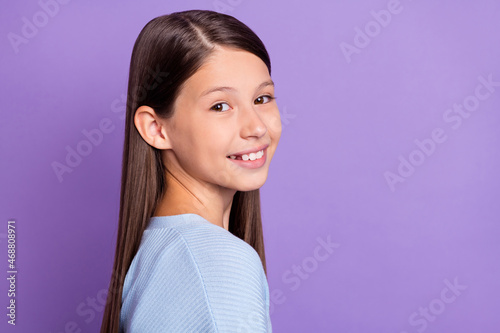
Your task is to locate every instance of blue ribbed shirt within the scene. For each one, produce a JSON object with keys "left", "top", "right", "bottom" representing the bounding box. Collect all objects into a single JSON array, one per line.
[{"left": 119, "top": 213, "right": 272, "bottom": 332}]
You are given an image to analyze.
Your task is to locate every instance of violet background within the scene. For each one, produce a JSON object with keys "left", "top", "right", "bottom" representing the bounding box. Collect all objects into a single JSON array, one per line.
[{"left": 1, "top": 0, "right": 499, "bottom": 332}]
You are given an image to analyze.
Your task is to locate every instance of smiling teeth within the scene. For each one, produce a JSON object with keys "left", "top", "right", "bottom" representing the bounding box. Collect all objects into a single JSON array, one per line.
[{"left": 229, "top": 150, "right": 264, "bottom": 161}]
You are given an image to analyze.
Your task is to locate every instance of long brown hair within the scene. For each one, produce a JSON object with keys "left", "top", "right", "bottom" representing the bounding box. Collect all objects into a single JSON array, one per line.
[{"left": 101, "top": 10, "right": 272, "bottom": 332}]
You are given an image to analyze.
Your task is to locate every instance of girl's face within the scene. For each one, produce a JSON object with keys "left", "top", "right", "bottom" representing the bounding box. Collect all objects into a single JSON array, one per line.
[{"left": 162, "top": 46, "right": 281, "bottom": 192}]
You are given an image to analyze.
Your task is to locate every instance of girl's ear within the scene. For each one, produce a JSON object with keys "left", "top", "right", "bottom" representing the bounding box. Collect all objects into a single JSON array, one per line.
[{"left": 134, "top": 105, "right": 172, "bottom": 150}]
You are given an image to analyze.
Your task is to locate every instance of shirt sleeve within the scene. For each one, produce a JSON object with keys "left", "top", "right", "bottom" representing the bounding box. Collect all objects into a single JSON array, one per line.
[
  {"left": 184, "top": 226, "right": 271, "bottom": 333},
  {"left": 120, "top": 225, "right": 271, "bottom": 333}
]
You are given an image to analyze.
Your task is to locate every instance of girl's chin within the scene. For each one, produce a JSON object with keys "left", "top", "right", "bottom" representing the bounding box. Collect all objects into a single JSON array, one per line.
[{"left": 232, "top": 178, "right": 267, "bottom": 192}]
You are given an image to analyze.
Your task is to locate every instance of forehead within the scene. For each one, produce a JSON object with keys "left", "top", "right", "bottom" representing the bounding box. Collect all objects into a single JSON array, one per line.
[{"left": 180, "top": 46, "right": 271, "bottom": 97}]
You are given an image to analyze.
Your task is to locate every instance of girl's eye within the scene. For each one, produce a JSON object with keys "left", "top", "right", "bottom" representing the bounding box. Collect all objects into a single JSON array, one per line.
[
  {"left": 210, "top": 102, "right": 230, "bottom": 112},
  {"left": 210, "top": 95, "right": 276, "bottom": 111},
  {"left": 254, "top": 95, "right": 275, "bottom": 105}
]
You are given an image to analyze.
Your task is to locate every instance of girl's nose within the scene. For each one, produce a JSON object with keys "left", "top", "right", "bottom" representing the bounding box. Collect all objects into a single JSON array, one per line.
[{"left": 239, "top": 105, "right": 268, "bottom": 139}]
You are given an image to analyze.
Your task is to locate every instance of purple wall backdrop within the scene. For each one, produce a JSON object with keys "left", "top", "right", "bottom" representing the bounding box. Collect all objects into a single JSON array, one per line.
[{"left": 1, "top": 0, "right": 499, "bottom": 332}]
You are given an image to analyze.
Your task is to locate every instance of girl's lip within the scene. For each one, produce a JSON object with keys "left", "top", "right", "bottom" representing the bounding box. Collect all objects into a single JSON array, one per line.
[{"left": 227, "top": 144, "right": 270, "bottom": 157}]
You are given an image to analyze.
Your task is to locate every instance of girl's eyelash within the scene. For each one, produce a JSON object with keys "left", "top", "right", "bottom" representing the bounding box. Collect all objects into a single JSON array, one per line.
[{"left": 209, "top": 95, "right": 277, "bottom": 112}]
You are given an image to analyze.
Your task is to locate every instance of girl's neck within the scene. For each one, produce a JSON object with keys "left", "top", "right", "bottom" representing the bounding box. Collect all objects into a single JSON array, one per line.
[{"left": 153, "top": 169, "right": 235, "bottom": 231}]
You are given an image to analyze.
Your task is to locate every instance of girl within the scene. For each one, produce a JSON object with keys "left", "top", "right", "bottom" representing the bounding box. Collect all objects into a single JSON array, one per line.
[{"left": 101, "top": 9, "right": 282, "bottom": 332}]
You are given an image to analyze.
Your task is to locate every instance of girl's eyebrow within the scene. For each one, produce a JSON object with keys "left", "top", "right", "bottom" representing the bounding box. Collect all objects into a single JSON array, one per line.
[{"left": 199, "top": 79, "right": 274, "bottom": 97}]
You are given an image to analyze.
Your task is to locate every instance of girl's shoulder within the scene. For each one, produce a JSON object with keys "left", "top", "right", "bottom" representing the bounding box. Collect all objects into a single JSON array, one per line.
[
  {"left": 143, "top": 213, "right": 262, "bottom": 268},
  {"left": 120, "top": 214, "right": 271, "bottom": 332}
]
